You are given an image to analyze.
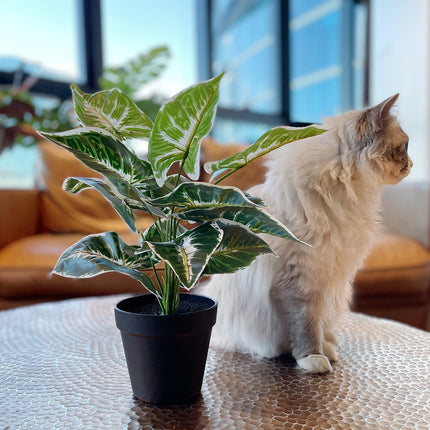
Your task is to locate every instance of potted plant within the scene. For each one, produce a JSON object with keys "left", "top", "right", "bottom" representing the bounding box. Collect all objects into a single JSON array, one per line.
[{"left": 41, "top": 73, "right": 324, "bottom": 405}]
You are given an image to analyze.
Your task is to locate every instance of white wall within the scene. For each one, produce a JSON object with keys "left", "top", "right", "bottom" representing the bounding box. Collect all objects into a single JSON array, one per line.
[
  {"left": 382, "top": 182, "right": 430, "bottom": 246},
  {"left": 370, "top": 0, "right": 430, "bottom": 182}
]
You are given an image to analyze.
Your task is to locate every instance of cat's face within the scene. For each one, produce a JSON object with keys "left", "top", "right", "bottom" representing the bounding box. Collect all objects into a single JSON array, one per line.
[
  {"left": 380, "top": 121, "right": 412, "bottom": 185},
  {"left": 357, "top": 94, "right": 412, "bottom": 185}
]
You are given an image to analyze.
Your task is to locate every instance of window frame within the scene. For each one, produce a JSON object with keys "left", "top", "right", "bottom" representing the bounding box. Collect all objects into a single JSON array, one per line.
[{"left": 197, "top": 0, "right": 370, "bottom": 128}]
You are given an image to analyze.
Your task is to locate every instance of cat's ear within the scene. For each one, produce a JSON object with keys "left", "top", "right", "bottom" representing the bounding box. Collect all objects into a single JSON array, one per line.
[
  {"left": 357, "top": 94, "right": 399, "bottom": 144},
  {"left": 371, "top": 93, "right": 399, "bottom": 123}
]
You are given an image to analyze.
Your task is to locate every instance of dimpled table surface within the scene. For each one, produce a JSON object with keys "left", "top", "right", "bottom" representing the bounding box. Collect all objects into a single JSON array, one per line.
[{"left": 1, "top": 295, "right": 429, "bottom": 430}]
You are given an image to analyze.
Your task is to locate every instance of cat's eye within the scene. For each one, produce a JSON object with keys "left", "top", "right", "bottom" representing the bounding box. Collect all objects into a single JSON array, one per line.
[{"left": 399, "top": 141, "right": 408, "bottom": 152}]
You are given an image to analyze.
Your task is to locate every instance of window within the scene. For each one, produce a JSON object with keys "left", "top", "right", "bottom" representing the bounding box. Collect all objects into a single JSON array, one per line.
[
  {"left": 101, "top": 0, "right": 197, "bottom": 99},
  {"left": 0, "top": 0, "right": 368, "bottom": 187},
  {"left": 289, "top": 0, "right": 345, "bottom": 122},
  {"left": 289, "top": 0, "right": 367, "bottom": 123},
  {"left": 0, "top": 0, "right": 198, "bottom": 188},
  {"left": 199, "top": 0, "right": 368, "bottom": 143},
  {"left": 0, "top": 0, "right": 83, "bottom": 84},
  {"left": 210, "top": 0, "right": 281, "bottom": 115}
]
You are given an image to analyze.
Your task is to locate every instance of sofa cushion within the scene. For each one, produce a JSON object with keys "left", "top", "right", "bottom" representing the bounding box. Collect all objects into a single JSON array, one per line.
[
  {"left": 354, "top": 233, "right": 430, "bottom": 298},
  {"left": 0, "top": 232, "right": 147, "bottom": 299},
  {"left": 0, "top": 231, "right": 141, "bottom": 268}
]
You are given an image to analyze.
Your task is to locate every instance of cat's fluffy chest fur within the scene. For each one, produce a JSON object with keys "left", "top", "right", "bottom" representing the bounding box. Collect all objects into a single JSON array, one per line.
[{"left": 202, "top": 94, "right": 412, "bottom": 373}]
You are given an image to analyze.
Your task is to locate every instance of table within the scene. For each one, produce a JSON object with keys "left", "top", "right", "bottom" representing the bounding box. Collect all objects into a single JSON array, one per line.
[{"left": 1, "top": 295, "right": 429, "bottom": 429}]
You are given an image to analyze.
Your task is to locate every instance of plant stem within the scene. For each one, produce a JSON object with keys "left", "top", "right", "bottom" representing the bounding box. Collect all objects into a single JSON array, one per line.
[
  {"left": 151, "top": 259, "right": 163, "bottom": 293},
  {"left": 213, "top": 168, "right": 235, "bottom": 185},
  {"left": 161, "top": 262, "right": 179, "bottom": 315},
  {"left": 175, "top": 159, "right": 185, "bottom": 187},
  {"left": 157, "top": 163, "right": 184, "bottom": 315}
]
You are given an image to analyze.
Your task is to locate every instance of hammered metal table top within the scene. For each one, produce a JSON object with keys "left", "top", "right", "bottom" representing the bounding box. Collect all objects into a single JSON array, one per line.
[{"left": 1, "top": 295, "right": 429, "bottom": 430}]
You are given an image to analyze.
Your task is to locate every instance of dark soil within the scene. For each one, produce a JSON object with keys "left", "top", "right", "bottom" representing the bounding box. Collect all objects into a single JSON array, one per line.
[{"left": 122, "top": 294, "right": 215, "bottom": 316}]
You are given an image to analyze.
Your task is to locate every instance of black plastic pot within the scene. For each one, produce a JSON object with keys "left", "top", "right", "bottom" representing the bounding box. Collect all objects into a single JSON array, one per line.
[{"left": 114, "top": 293, "right": 217, "bottom": 405}]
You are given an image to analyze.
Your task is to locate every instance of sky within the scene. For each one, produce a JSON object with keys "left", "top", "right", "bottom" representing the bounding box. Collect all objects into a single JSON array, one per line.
[{"left": 0, "top": 0, "right": 198, "bottom": 97}]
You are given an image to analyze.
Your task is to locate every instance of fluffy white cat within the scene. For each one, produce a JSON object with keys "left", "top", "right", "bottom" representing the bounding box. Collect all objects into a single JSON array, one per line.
[{"left": 202, "top": 94, "right": 412, "bottom": 373}]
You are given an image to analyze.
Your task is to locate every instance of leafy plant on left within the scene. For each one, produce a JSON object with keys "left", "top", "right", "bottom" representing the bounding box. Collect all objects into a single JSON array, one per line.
[
  {"left": 41, "top": 74, "right": 325, "bottom": 315},
  {"left": 0, "top": 75, "right": 73, "bottom": 153}
]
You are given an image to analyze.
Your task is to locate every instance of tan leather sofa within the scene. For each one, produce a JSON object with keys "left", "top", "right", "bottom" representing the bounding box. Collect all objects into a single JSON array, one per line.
[{"left": 1, "top": 139, "right": 429, "bottom": 330}]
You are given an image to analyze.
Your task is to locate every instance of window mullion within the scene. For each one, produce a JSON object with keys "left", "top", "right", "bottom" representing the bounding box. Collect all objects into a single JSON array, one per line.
[
  {"left": 81, "top": 0, "right": 103, "bottom": 91},
  {"left": 280, "top": 0, "right": 290, "bottom": 125}
]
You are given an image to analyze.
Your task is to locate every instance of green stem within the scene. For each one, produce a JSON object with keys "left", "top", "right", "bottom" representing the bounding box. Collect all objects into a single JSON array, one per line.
[
  {"left": 213, "top": 168, "right": 236, "bottom": 185},
  {"left": 175, "top": 159, "right": 186, "bottom": 187},
  {"left": 151, "top": 259, "right": 163, "bottom": 294},
  {"left": 160, "top": 262, "right": 179, "bottom": 315}
]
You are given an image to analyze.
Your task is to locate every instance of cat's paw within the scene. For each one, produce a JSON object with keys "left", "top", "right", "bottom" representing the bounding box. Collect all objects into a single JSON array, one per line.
[
  {"left": 322, "top": 341, "right": 339, "bottom": 362},
  {"left": 296, "top": 354, "right": 333, "bottom": 373}
]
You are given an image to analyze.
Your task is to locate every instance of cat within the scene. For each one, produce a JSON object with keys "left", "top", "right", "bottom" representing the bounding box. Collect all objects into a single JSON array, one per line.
[{"left": 202, "top": 94, "right": 412, "bottom": 373}]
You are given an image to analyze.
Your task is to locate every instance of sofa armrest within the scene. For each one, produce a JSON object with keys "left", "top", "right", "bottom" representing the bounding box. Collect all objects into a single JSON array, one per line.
[{"left": 0, "top": 189, "right": 40, "bottom": 248}]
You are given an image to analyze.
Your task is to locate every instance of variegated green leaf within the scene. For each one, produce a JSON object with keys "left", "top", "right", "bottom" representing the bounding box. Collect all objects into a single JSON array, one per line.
[
  {"left": 149, "top": 182, "right": 259, "bottom": 210},
  {"left": 136, "top": 174, "right": 190, "bottom": 200},
  {"left": 204, "top": 221, "right": 273, "bottom": 275},
  {"left": 179, "top": 205, "right": 305, "bottom": 244},
  {"left": 204, "top": 125, "right": 326, "bottom": 180},
  {"left": 146, "top": 181, "right": 304, "bottom": 243},
  {"left": 148, "top": 73, "right": 223, "bottom": 185},
  {"left": 71, "top": 84, "right": 153, "bottom": 139},
  {"left": 52, "top": 232, "right": 159, "bottom": 295},
  {"left": 146, "top": 222, "right": 223, "bottom": 290},
  {"left": 64, "top": 177, "right": 137, "bottom": 231},
  {"left": 40, "top": 127, "right": 153, "bottom": 194},
  {"left": 245, "top": 194, "right": 265, "bottom": 206}
]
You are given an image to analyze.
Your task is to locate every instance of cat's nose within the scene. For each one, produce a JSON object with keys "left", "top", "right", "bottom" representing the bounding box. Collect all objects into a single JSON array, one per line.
[{"left": 402, "top": 157, "right": 413, "bottom": 175}]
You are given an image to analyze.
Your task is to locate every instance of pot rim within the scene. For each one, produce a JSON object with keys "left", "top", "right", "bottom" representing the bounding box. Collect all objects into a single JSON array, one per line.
[
  {"left": 115, "top": 293, "right": 217, "bottom": 317},
  {"left": 114, "top": 293, "right": 218, "bottom": 336}
]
